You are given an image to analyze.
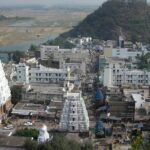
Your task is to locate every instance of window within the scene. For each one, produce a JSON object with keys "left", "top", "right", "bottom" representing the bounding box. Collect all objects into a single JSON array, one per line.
[
  {"left": 113, "top": 64, "right": 115, "bottom": 68},
  {"left": 73, "top": 118, "right": 75, "bottom": 121},
  {"left": 19, "top": 71, "right": 21, "bottom": 73},
  {"left": 72, "top": 126, "right": 75, "bottom": 130}
]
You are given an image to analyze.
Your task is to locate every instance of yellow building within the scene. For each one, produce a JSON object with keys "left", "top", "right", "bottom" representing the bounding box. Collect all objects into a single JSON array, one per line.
[{"left": 104, "top": 47, "right": 113, "bottom": 57}]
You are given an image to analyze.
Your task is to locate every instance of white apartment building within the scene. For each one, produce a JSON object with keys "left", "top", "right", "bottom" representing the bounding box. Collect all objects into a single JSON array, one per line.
[
  {"left": 103, "top": 67, "right": 150, "bottom": 87},
  {"left": 0, "top": 60, "right": 11, "bottom": 120},
  {"left": 112, "top": 48, "right": 142, "bottom": 61},
  {"left": 16, "top": 63, "right": 29, "bottom": 83},
  {"left": 16, "top": 63, "right": 68, "bottom": 84},
  {"left": 59, "top": 92, "right": 89, "bottom": 132},
  {"left": 104, "top": 47, "right": 148, "bottom": 61}
]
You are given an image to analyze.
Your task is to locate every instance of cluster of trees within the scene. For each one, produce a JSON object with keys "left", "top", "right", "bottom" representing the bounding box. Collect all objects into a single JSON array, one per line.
[
  {"left": 129, "top": 130, "right": 150, "bottom": 150},
  {"left": 14, "top": 128, "right": 39, "bottom": 140},
  {"left": 11, "top": 85, "right": 22, "bottom": 105},
  {"left": 12, "top": 50, "right": 26, "bottom": 64},
  {"left": 14, "top": 128, "right": 93, "bottom": 150},
  {"left": 136, "top": 53, "right": 150, "bottom": 70},
  {"left": 60, "top": 0, "right": 150, "bottom": 43},
  {"left": 45, "top": 37, "right": 75, "bottom": 49},
  {"left": 24, "top": 135, "right": 93, "bottom": 150}
]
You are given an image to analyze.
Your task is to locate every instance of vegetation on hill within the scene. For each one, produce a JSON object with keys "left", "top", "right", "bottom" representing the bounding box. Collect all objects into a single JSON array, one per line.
[
  {"left": 59, "top": 1, "right": 150, "bottom": 43},
  {"left": 45, "top": 37, "right": 75, "bottom": 49},
  {"left": 24, "top": 134, "right": 93, "bottom": 150}
]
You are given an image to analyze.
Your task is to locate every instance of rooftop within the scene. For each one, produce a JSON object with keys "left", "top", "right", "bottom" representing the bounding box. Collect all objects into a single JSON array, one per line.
[{"left": 24, "top": 83, "right": 64, "bottom": 95}]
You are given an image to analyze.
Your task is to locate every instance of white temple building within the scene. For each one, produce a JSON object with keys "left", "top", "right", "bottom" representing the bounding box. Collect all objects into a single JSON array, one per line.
[
  {"left": 38, "top": 124, "right": 52, "bottom": 143},
  {"left": 59, "top": 67, "right": 89, "bottom": 132},
  {"left": 59, "top": 91, "right": 89, "bottom": 132},
  {"left": 0, "top": 60, "right": 11, "bottom": 122}
]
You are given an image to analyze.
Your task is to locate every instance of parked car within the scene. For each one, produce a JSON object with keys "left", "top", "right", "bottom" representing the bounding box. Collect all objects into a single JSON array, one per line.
[
  {"left": 3, "top": 124, "right": 14, "bottom": 130},
  {"left": 24, "top": 121, "right": 33, "bottom": 126}
]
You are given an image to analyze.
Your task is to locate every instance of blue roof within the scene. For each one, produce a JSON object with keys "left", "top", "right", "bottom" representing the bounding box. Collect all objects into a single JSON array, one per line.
[
  {"left": 95, "top": 89, "right": 104, "bottom": 101},
  {"left": 95, "top": 120, "right": 104, "bottom": 129}
]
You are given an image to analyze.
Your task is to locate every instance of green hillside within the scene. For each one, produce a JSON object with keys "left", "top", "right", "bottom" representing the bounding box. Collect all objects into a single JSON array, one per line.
[{"left": 59, "top": 1, "right": 150, "bottom": 43}]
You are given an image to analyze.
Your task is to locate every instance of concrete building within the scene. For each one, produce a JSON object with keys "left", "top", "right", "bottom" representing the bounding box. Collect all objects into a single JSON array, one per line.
[
  {"left": 40, "top": 45, "right": 59, "bottom": 60},
  {"left": 103, "top": 67, "right": 150, "bottom": 87},
  {"left": 99, "top": 56, "right": 136, "bottom": 71},
  {"left": 104, "top": 47, "right": 142, "bottom": 61},
  {"left": 109, "top": 100, "right": 135, "bottom": 121},
  {"left": 59, "top": 92, "right": 89, "bottom": 132},
  {"left": 16, "top": 63, "right": 68, "bottom": 84},
  {"left": 131, "top": 94, "right": 145, "bottom": 109},
  {"left": 0, "top": 60, "right": 12, "bottom": 122},
  {"left": 51, "top": 49, "right": 90, "bottom": 62},
  {"left": 21, "top": 83, "right": 64, "bottom": 103},
  {"left": 59, "top": 59, "right": 86, "bottom": 75},
  {"left": 40, "top": 45, "right": 90, "bottom": 62},
  {"left": 16, "top": 63, "right": 29, "bottom": 83}
]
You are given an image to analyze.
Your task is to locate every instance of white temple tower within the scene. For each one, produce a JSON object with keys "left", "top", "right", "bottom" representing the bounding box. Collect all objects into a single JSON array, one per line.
[
  {"left": 0, "top": 60, "right": 11, "bottom": 122},
  {"left": 59, "top": 91, "right": 89, "bottom": 132}
]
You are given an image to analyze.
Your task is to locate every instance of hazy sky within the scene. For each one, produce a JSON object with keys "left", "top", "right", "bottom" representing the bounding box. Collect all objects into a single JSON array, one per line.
[{"left": 0, "top": 0, "right": 107, "bottom": 6}]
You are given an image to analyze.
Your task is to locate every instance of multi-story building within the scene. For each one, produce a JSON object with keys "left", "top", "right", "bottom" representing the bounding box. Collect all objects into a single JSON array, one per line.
[
  {"left": 16, "top": 63, "right": 68, "bottom": 84},
  {"left": 109, "top": 100, "right": 135, "bottom": 121},
  {"left": 40, "top": 45, "right": 90, "bottom": 62},
  {"left": 40, "top": 45, "right": 59, "bottom": 60},
  {"left": 99, "top": 56, "right": 136, "bottom": 71},
  {"left": 59, "top": 92, "right": 89, "bottom": 132},
  {"left": 0, "top": 60, "right": 12, "bottom": 122},
  {"left": 103, "top": 67, "right": 150, "bottom": 87},
  {"left": 104, "top": 47, "right": 143, "bottom": 61},
  {"left": 59, "top": 59, "right": 86, "bottom": 75}
]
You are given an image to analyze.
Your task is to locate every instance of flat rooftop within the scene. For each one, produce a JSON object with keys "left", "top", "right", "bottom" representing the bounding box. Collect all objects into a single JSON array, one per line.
[
  {"left": 0, "top": 135, "right": 27, "bottom": 148},
  {"left": 24, "top": 83, "right": 64, "bottom": 95}
]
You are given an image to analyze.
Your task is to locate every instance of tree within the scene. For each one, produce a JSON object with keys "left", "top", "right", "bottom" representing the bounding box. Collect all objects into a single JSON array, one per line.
[
  {"left": 29, "top": 44, "right": 38, "bottom": 52},
  {"left": 45, "top": 37, "right": 75, "bottom": 49},
  {"left": 24, "top": 139, "right": 38, "bottom": 150},
  {"left": 136, "top": 53, "right": 150, "bottom": 70},
  {"left": 11, "top": 85, "right": 22, "bottom": 105},
  {"left": 12, "top": 50, "right": 25, "bottom": 64},
  {"left": 14, "top": 128, "right": 39, "bottom": 140}
]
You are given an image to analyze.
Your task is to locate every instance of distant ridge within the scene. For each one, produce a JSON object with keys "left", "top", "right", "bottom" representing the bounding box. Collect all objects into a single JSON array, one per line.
[{"left": 59, "top": 0, "right": 150, "bottom": 43}]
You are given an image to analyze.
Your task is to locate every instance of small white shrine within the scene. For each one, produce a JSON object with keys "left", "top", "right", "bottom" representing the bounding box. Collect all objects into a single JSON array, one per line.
[{"left": 38, "top": 124, "right": 51, "bottom": 143}]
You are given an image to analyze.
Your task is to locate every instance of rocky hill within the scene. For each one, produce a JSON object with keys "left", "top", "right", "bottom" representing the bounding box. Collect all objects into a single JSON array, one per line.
[{"left": 59, "top": 1, "right": 150, "bottom": 43}]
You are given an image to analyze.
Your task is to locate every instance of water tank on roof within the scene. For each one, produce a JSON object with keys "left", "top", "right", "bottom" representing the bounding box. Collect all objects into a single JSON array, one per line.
[
  {"left": 95, "top": 120, "right": 105, "bottom": 138},
  {"left": 96, "top": 120, "right": 104, "bottom": 129},
  {"left": 95, "top": 89, "right": 104, "bottom": 101}
]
